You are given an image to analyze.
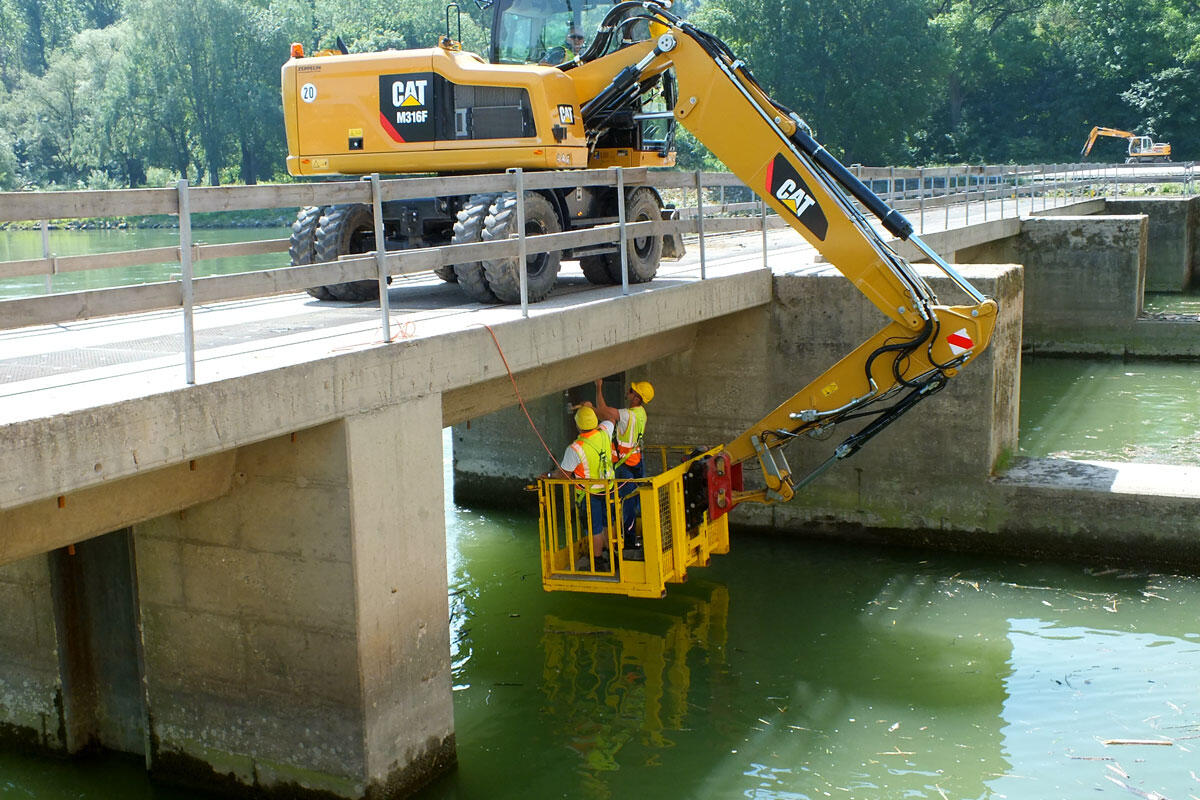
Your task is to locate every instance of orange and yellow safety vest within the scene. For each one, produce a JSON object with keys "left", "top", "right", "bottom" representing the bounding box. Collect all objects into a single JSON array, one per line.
[
  {"left": 569, "top": 427, "right": 614, "bottom": 496},
  {"left": 614, "top": 406, "right": 646, "bottom": 467}
]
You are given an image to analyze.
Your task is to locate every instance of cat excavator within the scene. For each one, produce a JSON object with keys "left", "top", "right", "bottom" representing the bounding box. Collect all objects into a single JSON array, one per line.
[
  {"left": 1080, "top": 126, "right": 1172, "bottom": 163},
  {"left": 281, "top": 0, "right": 999, "bottom": 596}
]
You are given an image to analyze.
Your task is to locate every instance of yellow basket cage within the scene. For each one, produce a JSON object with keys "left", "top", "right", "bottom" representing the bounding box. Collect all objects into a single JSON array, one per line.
[{"left": 536, "top": 446, "right": 731, "bottom": 598}]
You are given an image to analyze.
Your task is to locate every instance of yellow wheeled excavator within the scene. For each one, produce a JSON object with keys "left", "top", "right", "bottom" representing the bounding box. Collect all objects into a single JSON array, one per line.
[
  {"left": 1080, "top": 126, "right": 1172, "bottom": 163},
  {"left": 282, "top": 0, "right": 683, "bottom": 302},
  {"left": 281, "top": 0, "right": 999, "bottom": 596}
]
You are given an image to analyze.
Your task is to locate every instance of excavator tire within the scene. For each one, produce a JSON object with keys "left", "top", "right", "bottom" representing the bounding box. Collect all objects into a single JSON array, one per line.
[
  {"left": 481, "top": 192, "right": 562, "bottom": 304},
  {"left": 313, "top": 203, "right": 381, "bottom": 302},
  {"left": 579, "top": 188, "right": 663, "bottom": 285},
  {"left": 291, "top": 205, "right": 336, "bottom": 301},
  {"left": 579, "top": 254, "right": 619, "bottom": 285},
  {"left": 452, "top": 193, "right": 501, "bottom": 303}
]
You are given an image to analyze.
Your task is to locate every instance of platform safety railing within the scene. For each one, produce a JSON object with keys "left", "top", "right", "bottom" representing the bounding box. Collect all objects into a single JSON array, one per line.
[{"left": 537, "top": 445, "right": 730, "bottom": 598}]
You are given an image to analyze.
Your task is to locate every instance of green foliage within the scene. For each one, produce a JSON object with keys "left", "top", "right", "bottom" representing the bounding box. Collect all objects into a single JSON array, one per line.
[{"left": 1, "top": 0, "right": 1199, "bottom": 189}]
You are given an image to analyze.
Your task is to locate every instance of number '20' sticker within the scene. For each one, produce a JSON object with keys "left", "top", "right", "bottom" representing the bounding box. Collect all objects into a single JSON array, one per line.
[{"left": 301, "top": 83, "right": 317, "bottom": 103}]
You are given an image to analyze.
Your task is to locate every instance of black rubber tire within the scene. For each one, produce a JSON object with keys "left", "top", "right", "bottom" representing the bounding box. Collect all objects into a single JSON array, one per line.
[
  {"left": 585, "top": 188, "right": 663, "bottom": 284},
  {"left": 313, "top": 203, "right": 380, "bottom": 302},
  {"left": 481, "top": 192, "right": 562, "bottom": 303},
  {"left": 291, "top": 205, "right": 337, "bottom": 301},
  {"left": 580, "top": 254, "right": 619, "bottom": 285},
  {"left": 452, "top": 193, "right": 501, "bottom": 303}
]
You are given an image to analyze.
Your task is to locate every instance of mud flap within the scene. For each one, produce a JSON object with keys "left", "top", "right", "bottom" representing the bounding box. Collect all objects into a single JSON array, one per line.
[{"left": 661, "top": 206, "right": 686, "bottom": 261}]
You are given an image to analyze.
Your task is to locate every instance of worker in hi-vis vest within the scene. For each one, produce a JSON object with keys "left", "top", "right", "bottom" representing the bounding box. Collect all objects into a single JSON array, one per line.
[
  {"left": 550, "top": 404, "right": 616, "bottom": 569},
  {"left": 594, "top": 378, "right": 653, "bottom": 549}
]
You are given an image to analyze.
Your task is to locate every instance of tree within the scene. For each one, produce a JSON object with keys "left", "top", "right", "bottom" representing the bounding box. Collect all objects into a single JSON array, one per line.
[
  {"left": 1122, "top": 66, "right": 1199, "bottom": 156},
  {"left": 691, "top": 0, "right": 948, "bottom": 164}
]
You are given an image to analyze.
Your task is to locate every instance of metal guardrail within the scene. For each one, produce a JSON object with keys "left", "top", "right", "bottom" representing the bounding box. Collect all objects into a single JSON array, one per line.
[{"left": 0, "top": 161, "right": 1189, "bottom": 383}]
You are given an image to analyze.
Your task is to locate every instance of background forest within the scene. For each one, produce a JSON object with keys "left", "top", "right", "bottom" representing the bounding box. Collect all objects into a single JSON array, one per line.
[{"left": 1, "top": 0, "right": 1198, "bottom": 190}]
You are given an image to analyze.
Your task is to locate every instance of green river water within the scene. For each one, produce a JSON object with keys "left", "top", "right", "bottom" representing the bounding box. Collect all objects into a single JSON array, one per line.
[
  {"left": 1, "top": 231, "right": 1199, "bottom": 799},
  {"left": 0, "top": 227, "right": 293, "bottom": 300}
]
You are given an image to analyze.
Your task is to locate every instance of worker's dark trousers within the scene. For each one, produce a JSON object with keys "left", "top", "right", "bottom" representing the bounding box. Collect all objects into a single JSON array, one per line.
[{"left": 616, "top": 462, "right": 644, "bottom": 545}]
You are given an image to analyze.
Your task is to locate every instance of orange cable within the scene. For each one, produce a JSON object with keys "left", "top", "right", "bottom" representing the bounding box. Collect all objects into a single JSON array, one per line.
[
  {"left": 481, "top": 323, "right": 564, "bottom": 472},
  {"left": 481, "top": 322, "right": 631, "bottom": 498}
]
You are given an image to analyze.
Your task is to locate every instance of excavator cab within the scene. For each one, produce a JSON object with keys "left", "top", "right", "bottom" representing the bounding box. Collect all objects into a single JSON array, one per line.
[
  {"left": 490, "top": 0, "right": 614, "bottom": 64},
  {"left": 488, "top": 0, "right": 676, "bottom": 159}
]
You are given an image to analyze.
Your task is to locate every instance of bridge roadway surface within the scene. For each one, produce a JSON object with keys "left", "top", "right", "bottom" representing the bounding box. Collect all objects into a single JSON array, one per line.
[
  {"left": 0, "top": 193, "right": 1080, "bottom": 421},
  {"left": 0, "top": 193, "right": 1093, "bottom": 521}
]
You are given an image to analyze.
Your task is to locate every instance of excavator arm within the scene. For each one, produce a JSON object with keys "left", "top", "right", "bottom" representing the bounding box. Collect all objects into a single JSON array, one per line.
[
  {"left": 1081, "top": 126, "right": 1136, "bottom": 159},
  {"left": 576, "top": 5, "right": 999, "bottom": 508}
]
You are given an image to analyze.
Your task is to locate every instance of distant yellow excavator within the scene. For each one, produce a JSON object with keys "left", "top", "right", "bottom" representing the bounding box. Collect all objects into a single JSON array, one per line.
[{"left": 1080, "top": 126, "right": 1172, "bottom": 163}]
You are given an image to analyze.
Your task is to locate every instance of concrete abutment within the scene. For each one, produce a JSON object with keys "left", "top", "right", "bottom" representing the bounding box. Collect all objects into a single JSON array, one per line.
[{"left": 1, "top": 400, "right": 455, "bottom": 799}]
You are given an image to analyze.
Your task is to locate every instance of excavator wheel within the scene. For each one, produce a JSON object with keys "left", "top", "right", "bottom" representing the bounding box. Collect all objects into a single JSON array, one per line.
[
  {"left": 312, "top": 203, "right": 382, "bottom": 303},
  {"left": 452, "top": 193, "right": 501, "bottom": 303},
  {"left": 291, "top": 205, "right": 337, "bottom": 301},
  {"left": 481, "top": 192, "right": 562, "bottom": 303},
  {"left": 579, "top": 254, "right": 619, "bottom": 285},
  {"left": 580, "top": 188, "right": 663, "bottom": 285}
]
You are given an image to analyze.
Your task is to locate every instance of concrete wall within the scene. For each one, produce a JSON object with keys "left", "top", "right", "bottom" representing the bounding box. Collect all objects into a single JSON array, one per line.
[
  {"left": 647, "top": 266, "right": 1023, "bottom": 537},
  {"left": 953, "top": 214, "right": 1159, "bottom": 355},
  {"left": 133, "top": 403, "right": 453, "bottom": 799},
  {"left": 453, "top": 393, "right": 572, "bottom": 506},
  {"left": 1015, "top": 215, "right": 1146, "bottom": 353},
  {"left": 0, "top": 554, "right": 63, "bottom": 752},
  {"left": 1106, "top": 196, "right": 1198, "bottom": 291}
]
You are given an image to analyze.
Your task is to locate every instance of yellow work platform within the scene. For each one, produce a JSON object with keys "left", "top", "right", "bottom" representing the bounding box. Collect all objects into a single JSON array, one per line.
[{"left": 537, "top": 446, "right": 731, "bottom": 598}]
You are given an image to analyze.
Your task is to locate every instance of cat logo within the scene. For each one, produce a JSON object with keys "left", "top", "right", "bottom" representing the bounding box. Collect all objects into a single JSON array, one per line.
[
  {"left": 392, "top": 79, "right": 428, "bottom": 108},
  {"left": 378, "top": 73, "right": 437, "bottom": 143},
  {"left": 765, "top": 153, "right": 828, "bottom": 240},
  {"left": 557, "top": 104, "right": 576, "bottom": 125},
  {"left": 775, "top": 179, "right": 816, "bottom": 217}
]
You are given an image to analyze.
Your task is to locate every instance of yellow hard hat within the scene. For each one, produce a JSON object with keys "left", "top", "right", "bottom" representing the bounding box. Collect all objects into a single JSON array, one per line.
[
  {"left": 575, "top": 406, "right": 598, "bottom": 430},
  {"left": 630, "top": 380, "right": 654, "bottom": 404}
]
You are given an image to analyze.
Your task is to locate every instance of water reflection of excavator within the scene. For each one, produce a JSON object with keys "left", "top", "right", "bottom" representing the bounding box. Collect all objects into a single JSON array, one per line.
[
  {"left": 282, "top": 0, "right": 998, "bottom": 596},
  {"left": 540, "top": 583, "right": 729, "bottom": 770},
  {"left": 1080, "top": 126, "right": 1172, "bottom": 163}
]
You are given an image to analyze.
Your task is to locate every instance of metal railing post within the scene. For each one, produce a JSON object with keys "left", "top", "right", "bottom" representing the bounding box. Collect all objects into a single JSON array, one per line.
[
  {"left": 945, "top": 165, "right": 951, "bottom": 229},
  {"left": 760, "top": 196, "right": 768, "bottom": 268},
  {"left": 918, "top": 167, "right": 925, "bottom": 233},
  {"left": 177, "top": 179, "right": 196, "bottom": 385},
  {"left": 982, "top": 166, "right": 989, "bottom": 222},
  {"left": 616, "top": 167, "right": 629, "bottom": 295},
  {"left": 1040, "top": 164, "right": 1047, "bottom": 210},
  {"left": 695, "top": 170, "right": 706, "bottom": 279},
  {"left": 512, "top": 168, "right": 528, "bottom": 316},
  {"left": 965, "top": 166, "right": 971, "bottom": 225},
  {"left": 369, "top": 174, "right": 392, "bottom": 342},
  {"left": 993, "top": 166, "right": 1003, "bottom": 219},
  {"left": 40, "top": 220, "right": 52, "bottom": 294}
]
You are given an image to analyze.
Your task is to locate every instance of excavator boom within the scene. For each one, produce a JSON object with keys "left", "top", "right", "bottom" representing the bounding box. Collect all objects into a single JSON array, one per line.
[{"left": 579, "top": 8, "right": 997, "bottom": 506}]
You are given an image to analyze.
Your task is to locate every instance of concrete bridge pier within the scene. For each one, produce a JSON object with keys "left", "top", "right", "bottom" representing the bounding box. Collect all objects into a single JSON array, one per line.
[{"left": 1, "top": 397, "right": 455, "bottom": 799}]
